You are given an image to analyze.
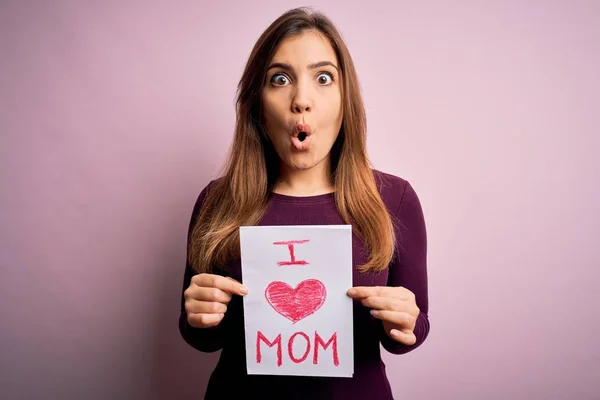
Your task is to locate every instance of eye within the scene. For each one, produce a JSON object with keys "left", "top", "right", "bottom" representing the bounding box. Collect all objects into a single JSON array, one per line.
[
  {"left": 270, "top": 73, "right": 290, "bottom": 86},
  {"left": 316, "top": 72, "right": 334, "bottom": 85}
]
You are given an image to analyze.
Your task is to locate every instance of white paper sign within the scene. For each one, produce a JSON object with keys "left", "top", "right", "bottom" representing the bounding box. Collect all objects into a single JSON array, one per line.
[{"left": 240, "top": 225, "right": 354, "bottom": 377}]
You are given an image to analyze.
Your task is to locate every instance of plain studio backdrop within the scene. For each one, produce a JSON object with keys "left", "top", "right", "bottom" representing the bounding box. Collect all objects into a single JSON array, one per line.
[{"left": 1, "top": 1, "right": 598, "bottom": 399}]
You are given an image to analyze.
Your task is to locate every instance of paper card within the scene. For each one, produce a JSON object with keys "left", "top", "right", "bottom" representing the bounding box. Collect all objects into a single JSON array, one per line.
[{"left": 240, "top": 225, "right": 354, "bottom": 377}]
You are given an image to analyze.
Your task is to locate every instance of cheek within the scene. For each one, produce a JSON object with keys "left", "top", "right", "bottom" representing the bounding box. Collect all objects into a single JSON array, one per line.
[
  {"left": 323, "top": 94, "right": 343, "bottom": 130},
  {"left": 326, "top": 90, "right": 342, "bottom": 118},
  {"left": 262, "top": 97, "right": 286, "bottom": 132},
  {"left": 262, "top": 110, "right": 289, "bottom": 151}
]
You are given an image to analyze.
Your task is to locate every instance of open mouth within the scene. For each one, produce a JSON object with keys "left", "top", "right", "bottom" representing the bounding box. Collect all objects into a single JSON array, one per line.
[{"left": 291, "top": 123, "right": 312, "bottom": 151}]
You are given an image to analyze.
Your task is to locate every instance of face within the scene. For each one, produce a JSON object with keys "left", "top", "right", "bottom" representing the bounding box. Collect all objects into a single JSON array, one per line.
[{"left": 261, "top": 30, "right": 343, "bottom": 172}]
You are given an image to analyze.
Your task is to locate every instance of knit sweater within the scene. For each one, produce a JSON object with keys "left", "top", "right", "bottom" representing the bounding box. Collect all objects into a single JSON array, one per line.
[{"left": 179, "top": 170, "right": 430, "bottom": 400}]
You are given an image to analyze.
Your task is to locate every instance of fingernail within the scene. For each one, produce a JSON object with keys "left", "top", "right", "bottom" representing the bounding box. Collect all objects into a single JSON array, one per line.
[
  {"left": 370, "top": 310, "right": 380, "bottom": 317},
  {"left": 347, "top": 289, "right": 356, "bottom": 296},
  {"left": 390, "top": 329, "right": 402, "bottom": 337},
  {"left": 240, "top": 286, "right": 248, "bottom": 295}
]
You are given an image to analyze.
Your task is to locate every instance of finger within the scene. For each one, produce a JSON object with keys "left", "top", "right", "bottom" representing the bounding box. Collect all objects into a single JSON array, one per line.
[
  {"left": 369, "top": 310, "right": 414, "bottom": 327},
  {"left": 347, "top": 286, "right": 401, "bottom": 299},
  {"left": 361, "top": 296, "right": 405, "bottom": 311},
  {"left": 195, "top": 274, "right": 248, "bottom": 296},
  {"left": 188, "top": 286, "right": 233, "bottom": 303},
  {"left": 186, "top": 300, "right": 227, "bottom": 315},
  {"left": 188, "top": 312, "right": 224, "bottom": 328},
  {"left": 389, "top": 329, "right": 417, "bottom": 346}
]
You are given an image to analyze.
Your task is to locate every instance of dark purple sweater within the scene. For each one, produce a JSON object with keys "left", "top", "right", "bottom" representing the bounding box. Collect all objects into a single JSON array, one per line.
[{"left": 179, "top": 170, "right": 430, "bottom": 400}]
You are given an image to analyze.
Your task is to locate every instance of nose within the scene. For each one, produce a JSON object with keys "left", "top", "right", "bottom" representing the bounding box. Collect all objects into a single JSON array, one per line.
[
  {"left": 293, "top": 100, "right": 311, "bottom": 113},
  {"left": 291, "top": 79, "right": 312, "bottom": 113}
]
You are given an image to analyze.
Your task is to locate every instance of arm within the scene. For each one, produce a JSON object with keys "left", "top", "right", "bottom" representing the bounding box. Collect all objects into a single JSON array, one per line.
[
  {"left": 380, "top": 181, "right": 430, "bottom": 354},
  {"left": 178, "top": 182, "right": 226, "bottom": 353}
]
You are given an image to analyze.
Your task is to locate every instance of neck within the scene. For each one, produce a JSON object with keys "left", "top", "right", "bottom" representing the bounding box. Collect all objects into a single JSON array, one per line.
[{"left": 273, "top": 159, "right": 334, "bottom": 196}]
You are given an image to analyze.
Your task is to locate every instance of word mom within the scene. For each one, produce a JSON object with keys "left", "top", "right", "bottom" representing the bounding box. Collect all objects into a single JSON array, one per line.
[{"left": 256, "top": 330, "right": 339, "bottom": 367}]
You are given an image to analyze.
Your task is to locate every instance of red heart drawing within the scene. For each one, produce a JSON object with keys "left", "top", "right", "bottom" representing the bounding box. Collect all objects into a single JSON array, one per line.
[{"left": 265, "top": 279, "right": 327, "bottom": 324}]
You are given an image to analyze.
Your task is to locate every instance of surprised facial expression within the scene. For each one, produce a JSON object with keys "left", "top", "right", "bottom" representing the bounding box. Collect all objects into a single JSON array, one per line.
[{"left": 261, "top": 30, "right": 343, "bottom": 171}]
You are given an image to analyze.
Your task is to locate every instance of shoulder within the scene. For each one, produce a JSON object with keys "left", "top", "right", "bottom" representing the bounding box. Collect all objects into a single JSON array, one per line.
[
  {"left": 372, "top": 169, "right": 426, "bottom": 237},
  {"left": 189, "top": 177, "right": 226, "bottom": 221},
  {"left": 372, "top": 169, "right": 412, "bottom": 213}
]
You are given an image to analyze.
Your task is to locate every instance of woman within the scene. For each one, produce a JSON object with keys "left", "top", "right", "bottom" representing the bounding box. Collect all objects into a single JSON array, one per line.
[{"left": 179, "top": 7, "right": 429, "bottom": 400}]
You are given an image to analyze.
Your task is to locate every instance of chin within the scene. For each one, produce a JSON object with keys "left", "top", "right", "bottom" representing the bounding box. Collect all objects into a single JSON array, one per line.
[
  {"left": 290, "top": 160, "right": 316, "bottom": 171},
  {"left": 287, "top": 154, "right": 321, "bottom": 171}
]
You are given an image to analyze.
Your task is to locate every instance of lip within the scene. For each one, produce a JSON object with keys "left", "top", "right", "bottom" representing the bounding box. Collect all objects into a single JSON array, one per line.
[
  {"left": 294, "top": 123, "right": 312, "bottom": 137},
  {"left": 291, "top": 123, "right": 312, "bottom": 151},
  {"left": 291, "top": 134, "right": 312, "bottom": 151}
]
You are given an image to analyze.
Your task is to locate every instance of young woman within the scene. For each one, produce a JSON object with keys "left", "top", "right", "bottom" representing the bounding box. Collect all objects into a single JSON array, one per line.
[{"left": 179, "top": 7, "right": 429, "bottom": 400}]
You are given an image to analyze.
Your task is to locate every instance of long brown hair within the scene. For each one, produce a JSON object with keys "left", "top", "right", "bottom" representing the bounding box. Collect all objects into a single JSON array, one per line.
[{"left": 189, "top": 7, "right": 395, "bottom": 274}]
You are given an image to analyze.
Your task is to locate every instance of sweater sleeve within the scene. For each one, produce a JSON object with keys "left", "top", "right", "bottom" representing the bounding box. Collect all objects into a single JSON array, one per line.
[
  {"left": 178, "top": 181, "right": 226, "bottom": 353},
  {"left": 380, "top": 180, "right": 430, "bottom": 355}
]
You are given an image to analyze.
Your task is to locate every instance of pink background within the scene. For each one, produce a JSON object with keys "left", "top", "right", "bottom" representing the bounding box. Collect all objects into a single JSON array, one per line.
[{"left": 1, "top": 1, "right": 599, "bottom": 399}]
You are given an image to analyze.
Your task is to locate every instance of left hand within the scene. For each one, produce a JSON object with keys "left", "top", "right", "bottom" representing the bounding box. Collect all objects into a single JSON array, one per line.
[{"left": 347, "top": 286, "right": 420, "bottom": 345}]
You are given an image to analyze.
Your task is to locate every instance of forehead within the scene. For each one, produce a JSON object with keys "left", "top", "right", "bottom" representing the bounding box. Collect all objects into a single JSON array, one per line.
[{"left": 271, "top": 30, "right": 338, "bottom": 65}]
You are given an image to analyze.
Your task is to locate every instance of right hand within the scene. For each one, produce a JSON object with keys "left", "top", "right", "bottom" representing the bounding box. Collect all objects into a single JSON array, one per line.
[{"left": 184, "top": 273, "right": 248, "bottom": 328}]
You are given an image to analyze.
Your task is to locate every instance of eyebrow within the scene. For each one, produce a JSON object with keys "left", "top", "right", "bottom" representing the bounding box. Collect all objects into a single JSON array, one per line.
[{"left": 266, "top": 61, "right": 339, "bottom": 72}]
